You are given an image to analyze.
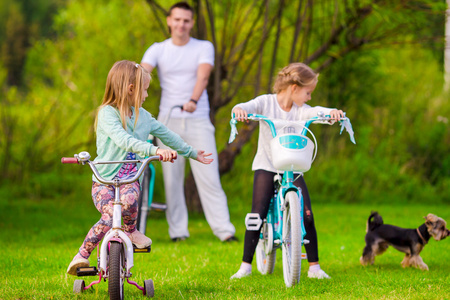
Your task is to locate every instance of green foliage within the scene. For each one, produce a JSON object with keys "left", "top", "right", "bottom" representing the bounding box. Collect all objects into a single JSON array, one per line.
[
  {"left": 1, "top": 2, "right": 27, "bottom": 85},
  {"left": 216, "top": 42, "right": 449, "bottom": 204},
  {"left": 0, "top": 0, "right": 448, "bottom": 205},
  {"left": 306, "top": 44, "right": 449, "bottom": 204},
  {"left": 4, "top": 0, "right": 163, "bottom": 181},
  {"left": 0, "top": 0, "right": 64, "bottom": 85}
]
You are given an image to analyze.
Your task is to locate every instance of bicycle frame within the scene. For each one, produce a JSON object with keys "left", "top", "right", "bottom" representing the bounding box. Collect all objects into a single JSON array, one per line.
[
  {"left": 87, "top": 156, "right": 160, "bottom": 275},
  {"left": 230, "top": 111, "right": 355, "bottom": 286},
  {"left": 247, "top": 116, "right": 311, "bottom": 245},
  {"left": 272, "top": 171, "right": 306, "bottom": 244},
  {"left": 62, "top": 152, "right": 161, "bottom": 297}
]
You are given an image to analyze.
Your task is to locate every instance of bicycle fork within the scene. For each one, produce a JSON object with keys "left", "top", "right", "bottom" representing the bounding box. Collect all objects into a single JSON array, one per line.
[{"left": 99, "top": 183, "right": 134, "bottom": 276}]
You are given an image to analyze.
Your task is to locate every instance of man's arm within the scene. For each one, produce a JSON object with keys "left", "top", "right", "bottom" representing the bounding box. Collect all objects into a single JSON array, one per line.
[
  {"left": 183, "top": 63, "right": 213, "bottom": 112},
  {"left": 141, "top": 62, "right": 154, "bottom": 73}
]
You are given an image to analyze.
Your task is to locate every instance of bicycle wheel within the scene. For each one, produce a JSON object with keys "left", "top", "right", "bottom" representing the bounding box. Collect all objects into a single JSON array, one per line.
[
  {"left": 73, "top": 279, "right": 85, "bottom": 294},
  {"left": 108, "top": 241, "right": 124, "bottom": 300},
  {"left": 282, "top": 191, "right": 302, "bottom": 287},
  {"left": 144, "top": 279, "right": 155, "bottom": 298},
  {"left": 255, "top": 221, "right": 276, "bottom": 274}
]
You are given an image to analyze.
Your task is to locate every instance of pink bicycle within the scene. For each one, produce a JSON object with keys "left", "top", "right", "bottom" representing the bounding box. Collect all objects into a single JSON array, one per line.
[{"left": 62, "top": 151, "right": 165, "bottom": 299}]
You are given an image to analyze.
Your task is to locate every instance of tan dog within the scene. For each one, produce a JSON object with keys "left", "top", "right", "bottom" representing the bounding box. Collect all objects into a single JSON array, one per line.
[{"left": 360, "top": 212, "right": 449, "bottom": 270}]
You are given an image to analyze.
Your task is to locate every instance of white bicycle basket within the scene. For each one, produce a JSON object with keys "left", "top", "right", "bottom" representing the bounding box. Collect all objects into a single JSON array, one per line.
[{"left": 269, "top": 125, "right": 317, "bottom": 172}]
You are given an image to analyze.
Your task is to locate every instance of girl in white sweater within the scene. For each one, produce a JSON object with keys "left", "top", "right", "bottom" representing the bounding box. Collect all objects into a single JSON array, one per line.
[{"left": 231, "top": 63, "right": 344, "bottom": 280}]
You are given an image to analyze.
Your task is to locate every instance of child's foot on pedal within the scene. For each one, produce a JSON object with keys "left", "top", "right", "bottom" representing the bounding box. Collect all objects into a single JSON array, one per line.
[
  {"left": 307, "top": 269, "right": 331, "bottom": 279},
  {"left": 67, "top": 256, "right": 90, "bottom": 276},
  {"left": 128, "top": 230, "right": 152, "bottom": 248}
]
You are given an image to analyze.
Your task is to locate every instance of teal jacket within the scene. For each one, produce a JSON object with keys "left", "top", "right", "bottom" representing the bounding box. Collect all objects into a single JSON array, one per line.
[{"left": 93, "top": 105, "right": 197, "bottom": 182}]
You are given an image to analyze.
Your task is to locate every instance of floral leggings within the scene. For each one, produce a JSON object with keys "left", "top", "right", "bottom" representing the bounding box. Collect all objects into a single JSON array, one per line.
[{"left": 77, "top": 181, "right": 140, "bottom": 259}]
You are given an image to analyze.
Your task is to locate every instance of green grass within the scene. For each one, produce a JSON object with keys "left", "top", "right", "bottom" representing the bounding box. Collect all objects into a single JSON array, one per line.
[{"left": 1, "top": 191, "right": 449, "bottom": 299}]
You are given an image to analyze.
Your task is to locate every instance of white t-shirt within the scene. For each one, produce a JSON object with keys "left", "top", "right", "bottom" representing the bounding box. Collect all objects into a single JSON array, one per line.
[
  {"left": 141, "top": 37, "right": 214, "bottom": 119},
  {"left": 233, "top": 94, "right": 335, "bottom": 173}
]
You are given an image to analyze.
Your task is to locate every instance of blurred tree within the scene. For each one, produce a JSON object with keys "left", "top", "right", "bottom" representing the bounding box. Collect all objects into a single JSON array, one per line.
[
  {"left": 0, "top": 0, "right": 65, "bottom": 179},
  {"left": 445, "top": 0, "right": 450, "bottom": 91},
  {"left": 11, "top": 0, "right": 164, "bottom": 184},
  {"left": 1, "top": 2, "right": 27, "bottom": 86},
  {"left": 145, "top": 0, "right": 447, "bottom": 210},
  {"left": 0, "top": 0, "right": 64, "bottom": 86},
  {"left": 0, "top": 0, "right": 447, "bottom": 205}
]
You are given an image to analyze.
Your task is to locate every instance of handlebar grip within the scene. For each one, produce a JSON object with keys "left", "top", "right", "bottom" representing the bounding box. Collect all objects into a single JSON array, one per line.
[
  {"left": 61, "top": 157, "right": 79, "bottom": 164},
  {"left": 158, "top": 154, "right": 177, "bottom": 162}
]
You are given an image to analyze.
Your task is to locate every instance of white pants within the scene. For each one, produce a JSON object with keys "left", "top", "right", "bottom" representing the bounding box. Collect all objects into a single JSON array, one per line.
[{"left": 156, "top": 117, "right": 235, "bottom": 241}]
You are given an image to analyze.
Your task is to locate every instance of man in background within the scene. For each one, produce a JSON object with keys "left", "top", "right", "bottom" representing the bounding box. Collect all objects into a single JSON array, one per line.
[{"left": 141, "top": 2, "right": 236, "bottom": 242}]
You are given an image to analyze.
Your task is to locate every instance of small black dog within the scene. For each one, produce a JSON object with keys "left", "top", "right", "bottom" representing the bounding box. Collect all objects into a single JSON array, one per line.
[{"left": 360, "top": 211, "right": 449, "bottom": 270}]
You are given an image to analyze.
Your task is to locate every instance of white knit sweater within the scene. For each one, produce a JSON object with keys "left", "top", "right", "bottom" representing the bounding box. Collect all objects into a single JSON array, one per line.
[{"left": 233, "top": 94, "right": 334, "bottom": 172}]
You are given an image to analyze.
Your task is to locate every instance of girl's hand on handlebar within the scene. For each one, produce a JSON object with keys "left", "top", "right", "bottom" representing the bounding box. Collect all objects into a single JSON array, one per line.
[
  {"left": 232, "top": 107, "right": 248, "bottom": 122},
  {"left": 156, "top": 149, "right": 177, "bottom": 163},
  {"left": 196, "top": 150, "right": 213, "bottom": 165},
  {"left": 329, "top": 109, "right": 345, "bottom": 123}
]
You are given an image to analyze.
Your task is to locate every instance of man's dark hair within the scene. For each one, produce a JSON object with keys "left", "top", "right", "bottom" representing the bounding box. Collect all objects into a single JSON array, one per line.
[{"left": 168, "top": 2, "right": 194, "bottom": 17}]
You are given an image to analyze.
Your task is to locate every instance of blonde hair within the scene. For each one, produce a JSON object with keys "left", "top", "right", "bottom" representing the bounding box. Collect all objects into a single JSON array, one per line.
[
  {"left": 96, "top": 60, "right": 151, "bottom": 130},
  {"left": 273, "top": 63, "right": 318, "bottom": 93}
]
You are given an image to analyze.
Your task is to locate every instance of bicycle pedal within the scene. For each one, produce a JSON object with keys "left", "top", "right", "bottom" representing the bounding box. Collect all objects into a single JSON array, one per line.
[
  {"left": 133, "top": 245, "right": 151, "bottom": 253},
  {"left": 76, "top": 266, "right": 98, "bottom": 276},
  {"left": 245, "top": 213, "right": 262, "bottom": 231},
  {"left": 303, "top": 239, "right": 310, "bottom": 245},
  {"left": 150, "top": 202, "right": 167, "bottom": 212}
]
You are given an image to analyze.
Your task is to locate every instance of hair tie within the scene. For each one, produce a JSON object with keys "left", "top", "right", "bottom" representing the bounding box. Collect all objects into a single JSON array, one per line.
[{"left": 135, "top": 63, "right": 140, "bottom": 69}]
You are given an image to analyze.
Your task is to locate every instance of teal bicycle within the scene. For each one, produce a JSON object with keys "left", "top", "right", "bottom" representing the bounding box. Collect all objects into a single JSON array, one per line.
[{"left": 229, "top": 112, "right": 355, "bottom": 287}]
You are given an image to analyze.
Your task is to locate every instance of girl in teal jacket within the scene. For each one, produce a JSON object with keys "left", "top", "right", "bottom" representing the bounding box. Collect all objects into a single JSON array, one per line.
[{"left": 67, "top": 60, "right": 212, "bottom": 275}]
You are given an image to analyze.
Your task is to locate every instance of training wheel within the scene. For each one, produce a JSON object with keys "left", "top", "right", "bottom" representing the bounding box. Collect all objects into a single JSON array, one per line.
[
  {"left": 73, "top": 279, "right": 85, "bottom": 294},
  {"left": 144, "top": 279, "right": 154, "bottom": 298}
]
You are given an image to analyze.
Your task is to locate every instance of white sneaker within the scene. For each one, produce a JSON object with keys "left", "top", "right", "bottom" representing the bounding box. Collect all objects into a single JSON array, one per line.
[
  {"left": 128, "top": 230, "right": 152, "bottom": 248},
  {"left": 308, "top": 269, "right": 331, "bottom": 279},
  {"left": 230, "top": 268, "right": 252, "bottom": 279},
  {"left": 67, "top": 258, "right": 89, "bottom": 276}
]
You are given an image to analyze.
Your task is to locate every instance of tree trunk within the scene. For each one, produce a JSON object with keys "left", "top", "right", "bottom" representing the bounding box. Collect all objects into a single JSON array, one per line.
[{"left": 445, "top": 0, "right": 450, "bottom": 91}]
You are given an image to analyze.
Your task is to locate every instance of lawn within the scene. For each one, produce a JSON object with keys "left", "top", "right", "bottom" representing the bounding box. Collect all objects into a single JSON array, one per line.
[{"left": 1, "top": 191, "right": 449, "bottom": 299}]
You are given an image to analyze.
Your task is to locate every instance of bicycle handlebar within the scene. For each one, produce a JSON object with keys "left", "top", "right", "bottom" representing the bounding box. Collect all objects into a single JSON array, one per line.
[
  {"left": 229, "top": 111, "right": 356, "bottom": 144},
  {"left": 61, "top": 152, "right": 165, "bottom": 186},
  {"left": 61, "top": 157, "right": 79, "bottom": 164}
]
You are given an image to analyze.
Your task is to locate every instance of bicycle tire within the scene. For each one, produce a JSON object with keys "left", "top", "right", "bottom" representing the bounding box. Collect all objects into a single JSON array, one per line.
[
  {"left": 256, "top": 221, "right": 276, "bottom": 274},
  {"left": 73, "top": 279, "right": 85, "bottom": 294},
  {"left": 282, "top": 191, "right": 302, "bottom": 287},
  {"left": 144, "top": 279, "right": 155, "bottom": 298},
  {"left": 108, "top": 241, "right": 124, "bottom": 300}
]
